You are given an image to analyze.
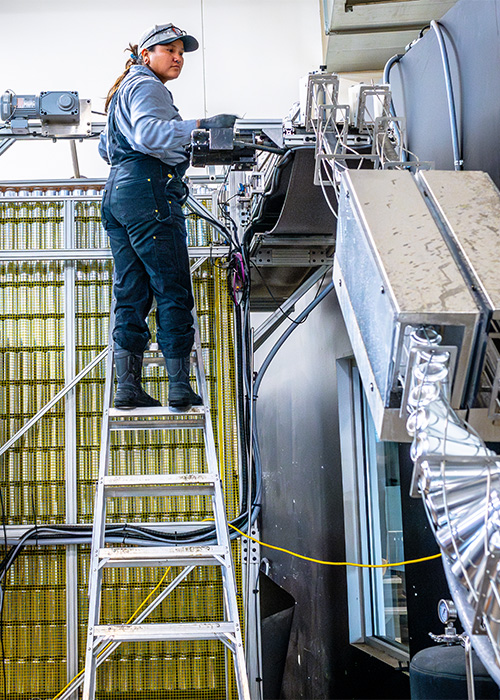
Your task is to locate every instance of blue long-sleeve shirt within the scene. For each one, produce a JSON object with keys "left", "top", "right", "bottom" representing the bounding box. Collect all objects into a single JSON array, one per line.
[{"left": 99, "top": 65, "right": 197, "bottom": 166}]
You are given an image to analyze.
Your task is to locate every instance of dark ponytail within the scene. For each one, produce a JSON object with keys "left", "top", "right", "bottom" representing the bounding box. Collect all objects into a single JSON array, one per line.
[{"left": 105, "top": 43, "right": 143, "bottom": 112}]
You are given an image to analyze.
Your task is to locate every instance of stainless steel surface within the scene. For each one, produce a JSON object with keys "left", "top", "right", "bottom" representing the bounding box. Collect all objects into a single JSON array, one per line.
[
  {"left": 406, "top": 339, "right": 500, "bottom": 682},
  {"left": 464, "top": 634, "right": 477, "bottom": 700},
  {"left": 108, "top": 417, "right": 206, "bottom": 430},
  {"left": 93, "top": 622, "right": 237, "bottom": 643},
  {"left": 443, "top": 555, "right": 500, "bottom": 687},
  {"left": 103, "top": 473, "right": 218, "bottom": 497},
  {"left": 305, "top": 73, "right": 339, "bottom": 133},
  {"left": 98, "top": 545, "right": 227, "bottom": 568},
  {"left": 341, "top": 169, "right": 477, "bottom": 315},
  {"left": 335, "top": 169, "right": 479, "bottom": 422},
  {"left": 420, "top": 171, "right": 500, "bottom": 317},
  {"left": 0, "top": 137, "right": 15, "bottom": 156},
  {"left": 69, "top": 140, "right": 81, "bottom": 178}
]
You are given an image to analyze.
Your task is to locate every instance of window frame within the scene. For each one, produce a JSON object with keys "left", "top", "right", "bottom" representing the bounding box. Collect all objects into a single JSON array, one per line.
[{"left": 337, "top": 358, "right": 409, "bottom": 664}]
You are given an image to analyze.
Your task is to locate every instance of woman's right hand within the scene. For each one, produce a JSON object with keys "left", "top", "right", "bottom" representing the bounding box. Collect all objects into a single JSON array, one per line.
[{"left": 198, "top": 114, "right": 238, "bottom": 129}]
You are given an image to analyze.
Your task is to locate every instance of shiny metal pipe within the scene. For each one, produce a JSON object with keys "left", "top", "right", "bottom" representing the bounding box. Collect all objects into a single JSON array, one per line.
[
  {"left": 451, "top": 513, "right": 500, "bottom": 584},
  {"left": 427, "top": 479, "right": 499, "bottom": 526},
  {"left": 436, "top": 492, "right": 500, "bottom": 554}
]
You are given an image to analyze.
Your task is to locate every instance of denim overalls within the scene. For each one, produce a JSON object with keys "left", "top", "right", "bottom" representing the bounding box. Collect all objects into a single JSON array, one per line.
[{"left": 101, "top": 92, "right": 194, "bottom": 359}]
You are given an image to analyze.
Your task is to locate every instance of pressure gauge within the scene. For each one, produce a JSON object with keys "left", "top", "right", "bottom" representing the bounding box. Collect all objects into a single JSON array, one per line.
[{"left": 438, "top": 599, "right": 457, "bottom": 624}]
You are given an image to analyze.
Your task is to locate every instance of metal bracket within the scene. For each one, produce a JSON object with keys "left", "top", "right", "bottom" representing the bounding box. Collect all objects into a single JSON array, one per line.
[
  {"left": 355, "top": 85, "right": 391, "bottom": 133},
  {"left": 304, "top": 73, "right": 340, "bottom": 133},
  {"left": 400, "top": 343, "right": 458, "bottom": 418},
  {"left": 372, "top": 115, "right": 407, "bottom": 163}
]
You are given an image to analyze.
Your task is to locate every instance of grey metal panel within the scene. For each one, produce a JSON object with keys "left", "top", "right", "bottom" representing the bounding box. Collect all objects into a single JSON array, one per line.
[
  {"left": 325, "top": 0, "right": 458, "bottom": 31},
  {"left": 390, "top": 0, "right": 500, "bottom": 187},
  {"left": 335, "top": 169, "right": 479, "bottom": 415},
  {"left": 323, "top": 0, "right": 458, "bottom": 71},
  {"left": 341, "top": 170, "right": 477, "bottom": 315},
  {"left": 420, "top": 170, "right": 500, "bottom": 318}
]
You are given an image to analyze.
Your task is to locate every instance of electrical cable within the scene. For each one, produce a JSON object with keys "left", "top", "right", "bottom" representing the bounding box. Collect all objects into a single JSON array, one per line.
[
  {"left": 216, "top": 166, "right": 239, "bottom": 241},
  {"left": 382, "top": 54, "right": 407, "bottom": 162},
  {"left": 430, "top": 20, "right": 462, "bottom": 170},
  {"left": 229, "top": 522, "right": 442, "bottom": 568},
  {"left": 185, "top": 194, "right": 235, "bottom": 247},
  {"left": 233, "top": 140, "right": 286, "bottom": 156}
]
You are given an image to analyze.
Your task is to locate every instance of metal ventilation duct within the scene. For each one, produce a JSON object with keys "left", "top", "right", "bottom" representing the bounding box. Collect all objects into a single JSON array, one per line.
[{"left": 322, "top": 0, "right": 459, "bottom": 71}]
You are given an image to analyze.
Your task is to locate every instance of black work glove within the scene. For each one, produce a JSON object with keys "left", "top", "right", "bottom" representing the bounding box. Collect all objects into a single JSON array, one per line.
[{"left": 199, "top": 114, "right": 237, "bottom": 129}]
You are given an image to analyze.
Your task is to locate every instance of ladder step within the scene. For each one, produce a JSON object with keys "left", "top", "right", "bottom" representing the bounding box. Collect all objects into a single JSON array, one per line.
[
  {"left": 98, "top": 545, "right": 227, "bottom": 568},
  {"left": 93, "top": 622, "right": 237, "bottom": 643},
  {"left": 109, "top": 405, "right": 205, "bottom": 418},
  {"left": 143, "top": 346, "right": 198, "bottom": 366},
  {"left": 103, "top": 473, "right": 218, "bottom": 497},
  {"left": 109, "top": 405, "right": 206, "bottom": 430},
  {"left": 142, "top": 356, "right": 165, "bottom": 367}
]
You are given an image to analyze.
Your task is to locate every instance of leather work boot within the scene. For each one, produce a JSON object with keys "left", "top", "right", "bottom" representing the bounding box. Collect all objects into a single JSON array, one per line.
[
  {"left": 114, "top": 345, "right": 161, "bottom": 409},
  {"left": 165, "top": 356, "right": 203, "bottom": 410}
]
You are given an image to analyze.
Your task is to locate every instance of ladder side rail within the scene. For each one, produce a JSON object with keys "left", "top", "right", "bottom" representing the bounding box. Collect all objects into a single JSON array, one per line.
[
  {"left": 193, "top": 314, "right": 251, "bottom": 700},
  {"left": 82, "top": 339, "right": 115, "bottom": 700}
]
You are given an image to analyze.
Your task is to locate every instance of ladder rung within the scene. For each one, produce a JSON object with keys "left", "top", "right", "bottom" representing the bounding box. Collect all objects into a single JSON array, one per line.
[
  {"left": 142, "top": 356, "right": 165, "bottom": 367},
  {"left": 109, "top": 406, "right": 205, "bottom": 418},
  {"left": 93, "top": 622, "right": 237, "bottom": 643},
  {"left": 145, "top": 344, "right": 198, "bottom": 360},
  {"left": 103, "top": 473, "right": 218, "bottom": 497},
  {"left": 109, "top": 405, "right": 205, "bottom": 431},
  {"left": 99, "top": 545, "right": 227, "bottom": 568}
]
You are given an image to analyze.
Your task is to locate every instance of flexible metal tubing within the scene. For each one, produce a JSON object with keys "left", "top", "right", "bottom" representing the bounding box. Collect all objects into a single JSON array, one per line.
[
  {"left": 382, "top": 53, "right": 406, "bottom": 162},
  {"left": 383, "top": 53, "right": 403, "bottom": 86},
  {"left": 430, "top": 20, "right": 463, "bottom": 170}
]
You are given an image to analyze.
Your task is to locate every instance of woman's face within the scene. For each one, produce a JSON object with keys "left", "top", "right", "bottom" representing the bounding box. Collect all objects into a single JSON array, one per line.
[{"left": 142, "top": 39, "right": 185, "bottom": 83}]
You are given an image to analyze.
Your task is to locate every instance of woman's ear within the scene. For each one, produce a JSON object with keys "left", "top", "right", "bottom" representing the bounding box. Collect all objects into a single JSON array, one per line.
[{"left": 141, "top": 49, "right": 150, "bottom": 65}]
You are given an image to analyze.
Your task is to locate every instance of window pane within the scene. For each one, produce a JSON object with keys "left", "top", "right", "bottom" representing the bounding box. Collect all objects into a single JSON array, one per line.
[{"left": 363, "top": 391, "right": 409, "bottom": 649}]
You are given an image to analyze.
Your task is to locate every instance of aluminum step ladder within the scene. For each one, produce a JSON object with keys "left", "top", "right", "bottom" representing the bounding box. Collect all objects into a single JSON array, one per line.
[{"left": 82, "top": 319, "right": 251, "bottom": 700}]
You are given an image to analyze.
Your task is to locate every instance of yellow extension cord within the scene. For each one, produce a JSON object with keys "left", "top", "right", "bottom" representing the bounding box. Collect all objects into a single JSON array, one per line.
[{"left": 228, "top": 522, "right": 442, "bottom": 568}]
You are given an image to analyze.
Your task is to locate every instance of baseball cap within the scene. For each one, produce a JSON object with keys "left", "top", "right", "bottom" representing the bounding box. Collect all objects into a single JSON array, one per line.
[{"left": 139, "top": 23, "right": 199, "bottom": 52}]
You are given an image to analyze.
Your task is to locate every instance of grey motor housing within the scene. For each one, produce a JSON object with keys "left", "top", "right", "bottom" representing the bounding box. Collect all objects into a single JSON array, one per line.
[{"left": 0, "top": 90, "right": 80, "bottom": 132}]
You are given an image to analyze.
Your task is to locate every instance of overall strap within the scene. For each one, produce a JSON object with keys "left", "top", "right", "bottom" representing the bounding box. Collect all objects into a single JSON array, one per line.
[{"left": 106, "top": 90, "right": 136, "bottom": 165}]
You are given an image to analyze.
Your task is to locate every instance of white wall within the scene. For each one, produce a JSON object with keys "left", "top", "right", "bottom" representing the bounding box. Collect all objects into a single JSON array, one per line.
[{"left": 0, "top": 0, "right": 322, "bottom": 180}]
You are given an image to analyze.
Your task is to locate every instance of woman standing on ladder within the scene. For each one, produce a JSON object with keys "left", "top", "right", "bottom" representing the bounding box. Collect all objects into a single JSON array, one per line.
[{"left": 99, "top": 23, "right": 236, "bottom": 409}]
